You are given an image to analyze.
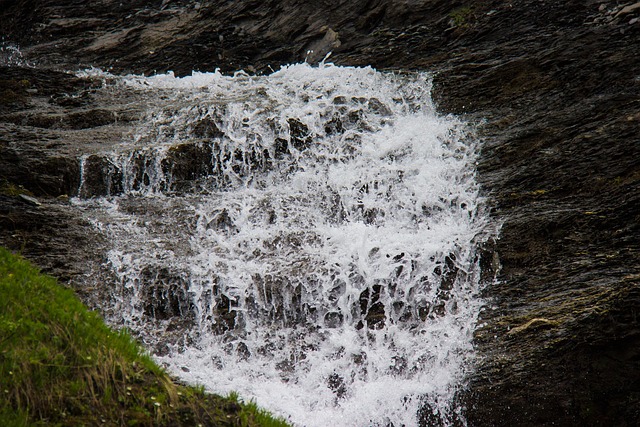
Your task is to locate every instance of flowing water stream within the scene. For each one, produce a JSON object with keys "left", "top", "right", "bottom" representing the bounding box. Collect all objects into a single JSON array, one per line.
[{"left": 73, "top": 63, "right": 492, "bottom": 426}]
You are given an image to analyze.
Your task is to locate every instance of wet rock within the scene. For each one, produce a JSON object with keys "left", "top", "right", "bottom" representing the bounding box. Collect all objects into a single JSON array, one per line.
[
  {"left": 0, "top": 66, "right": 146, "bottom": 198},
  {"left": 287, "top": 118, "right": 312, "bottom": 151},
  {"left": 18, "top": 194, "right": 41, "bottom": 206},
  {"left": 140, "top": 266, "right": 194, "bottom": 321},
  {"left": 367, "top": 98, "right": 392, "bottom": 116},
  {"left": 0, "top": 77, "right": 29, "bottom": 110},
  {"left": 236, "top": 341, "right": 251, "bottom": 361},
  {"left": 615, "top": 2, "right": 640, "bottom": 17},
  {"left": 206, "top": 208, "right": 238, "bottom": 235},
  {"left": 0, "top": 1, "right": 638, "bottom": 426},
  {"left": 163, "top": 142, "right": 215, "bottom": 192},
  {"left": 304, "top": 27, "right": 341, "bottom": 64},
  {"left": 211, "top": 291, "right": 237, "bottom": 334},
  {"left": 0, "top": 194, "right": 106, "bottom": 285},
  {"left": 191, "top": 117, "right": 224, "bottom": 139},
  {"left": 358, "top": 284, "right": 386, "bottom": 329},
  {"left": 3, "top": 108, "right": 116, "bottom": 129},
  {"left": 78, "top": 154, "right": 123, "bottom": 197},
  {"left": 323, "top": 311, "right": 344, "bottom": 329},
  {"left": 327, "top": 372, "right": 347, "bottom": 399}
]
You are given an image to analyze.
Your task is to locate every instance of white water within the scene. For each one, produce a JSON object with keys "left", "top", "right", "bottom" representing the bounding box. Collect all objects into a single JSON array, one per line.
[
  {"left": 0, "top": 42, "right": 32, "bottom": 67},
  {"left": 73, "top": 63, "right": 490, "bottom": 426}
]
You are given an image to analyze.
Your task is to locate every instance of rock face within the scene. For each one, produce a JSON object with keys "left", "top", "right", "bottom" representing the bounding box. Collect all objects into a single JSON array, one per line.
[{"left": 1, "top": 0, "right": 639, "bottom": 425}]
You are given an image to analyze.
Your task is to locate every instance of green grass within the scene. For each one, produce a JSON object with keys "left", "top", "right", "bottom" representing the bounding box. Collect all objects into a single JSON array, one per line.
[{"left": 0, "top": 247, "right": 291, "bottom": 426}]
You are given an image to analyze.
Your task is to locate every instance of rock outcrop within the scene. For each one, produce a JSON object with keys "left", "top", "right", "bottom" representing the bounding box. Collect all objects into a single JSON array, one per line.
[{"left": 1, "top": 0, "right": 639, "bottom": 425}]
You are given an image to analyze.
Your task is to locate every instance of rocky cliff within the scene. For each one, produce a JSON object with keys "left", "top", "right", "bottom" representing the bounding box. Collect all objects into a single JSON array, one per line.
[{"left": 1, "top": 1, "right": 639, "bottom": 425}]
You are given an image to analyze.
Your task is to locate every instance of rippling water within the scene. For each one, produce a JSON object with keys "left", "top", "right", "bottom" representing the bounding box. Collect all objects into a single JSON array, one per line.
[{"left": 73, "top": 63, "right": 491, "bottom": 426}]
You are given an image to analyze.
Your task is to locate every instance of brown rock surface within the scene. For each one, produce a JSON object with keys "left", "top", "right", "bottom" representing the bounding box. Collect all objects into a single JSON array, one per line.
[{"left": 1, "top": 0, "right": 639, "bottom": 425}]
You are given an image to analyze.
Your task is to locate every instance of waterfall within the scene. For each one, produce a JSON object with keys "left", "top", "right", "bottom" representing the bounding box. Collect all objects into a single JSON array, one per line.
[{"left": 72, "top": 63, "right": 491, "bottom": 426}]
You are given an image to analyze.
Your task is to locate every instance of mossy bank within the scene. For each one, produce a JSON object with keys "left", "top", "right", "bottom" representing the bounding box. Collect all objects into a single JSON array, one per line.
[{"left": 0, "top": 247, "right": 290, "bottom": 427}]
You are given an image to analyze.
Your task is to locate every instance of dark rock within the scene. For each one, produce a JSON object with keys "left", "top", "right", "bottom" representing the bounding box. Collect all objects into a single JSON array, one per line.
[
  {"left": 78, "top": 154, "right": 123, "bottom": 197},
  {"left": 327, "top": 372, "right": 347, "bottom": 399},
  {"left": 206, "top": 208, "right": 238, "bottom": 235},
  {"left": 140, "top": 266, "right": 194, "bottom": 321},
  {"left": 287, "top": 118, "right": 312, "bottom": 151},
  {"left": 236, "top": 341, "right": 251, "bottom": 361},
  {"left": 323, "top": 311, "right": 344, "bottom": 329},
  {"left": 359, "top": 284, "right": 386, "bottom": 329},
  {"left": 0, "top": 1, "right": 638, "bottom": 425},
  {"left": 0, "top": 194, "right": 106, "bottom": 286},
  {"left": 17, "top": 194, "right": 41, "bottom": 206}
]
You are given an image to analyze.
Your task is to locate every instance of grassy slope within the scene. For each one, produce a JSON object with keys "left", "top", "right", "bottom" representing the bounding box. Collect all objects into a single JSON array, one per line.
[{"left": 0, "top": 247, "right": 290, "bottom": 427}]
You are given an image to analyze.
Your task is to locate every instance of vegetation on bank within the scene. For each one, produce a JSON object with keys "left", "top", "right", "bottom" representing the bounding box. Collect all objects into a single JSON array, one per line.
[{"left": 0, "top": 247, "right": 290, "bottom": 427}]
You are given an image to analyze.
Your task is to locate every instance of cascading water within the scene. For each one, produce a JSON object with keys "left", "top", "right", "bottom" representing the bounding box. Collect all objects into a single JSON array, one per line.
[{"left": 73, "top": 63, "right": 491, "bottom": 426}]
